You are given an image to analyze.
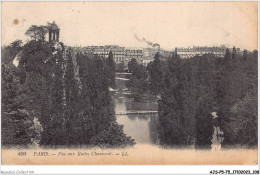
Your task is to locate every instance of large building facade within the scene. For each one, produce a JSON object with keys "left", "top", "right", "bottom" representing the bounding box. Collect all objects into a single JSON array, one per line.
[
  {"left": 175, "top": 46, "right": 240, "bottom": 59},
  {"left": 82, "top": 45, "right": 173, "bottom": 68},
  {"left": 83, "top": 45, "right": 143, "bottom": 69},
  {"left": 81, "top": 45, "right": 237, "bottom": 69},
  {"left": 125, "top": 47, "right": 143, "bottom": 67}
]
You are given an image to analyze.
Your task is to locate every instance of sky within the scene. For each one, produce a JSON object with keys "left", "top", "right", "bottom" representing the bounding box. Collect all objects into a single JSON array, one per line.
[{"left": 2, "top": 1, "right": 258, "bottom": 51}]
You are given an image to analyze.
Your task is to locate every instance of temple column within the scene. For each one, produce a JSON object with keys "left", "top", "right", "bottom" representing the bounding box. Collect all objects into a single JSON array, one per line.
[
  {"left": 49, "top": 31, "right": 52, "bottom": 42},
  {"left": 53, "top": 32, "right": 55, "bottom": 41},
  {"left": 57, "top": 30, "right": 60, "bottom": 42}
]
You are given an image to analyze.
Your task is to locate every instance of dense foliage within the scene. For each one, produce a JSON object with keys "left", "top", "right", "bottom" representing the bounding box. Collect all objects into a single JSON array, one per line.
[
  {"left": 151, "top": 50, "right": 257, "bottom": 148},
  {"left": 2, "top": 40, "right": 38, "bottom": 146},
  {"left": 2, "top": 31, "right": 257, "bottom": 149},
  {"left": 106, "top": 51, "right": 116, "bottom": 88},
  {"left": 2, "top": 40, "right": 135, "bottom": 147},
  {"left": 146, "top": 52, "right": 166, "bottom": 96},
  {"left": 126, "top": 48, "right": 257, "bottom": 149},
  {"left": 216, "top": 49, "right": 258, "bottom": 148},
  {"left": 126, "top": 58, "right": 149, "bottom": 101}
]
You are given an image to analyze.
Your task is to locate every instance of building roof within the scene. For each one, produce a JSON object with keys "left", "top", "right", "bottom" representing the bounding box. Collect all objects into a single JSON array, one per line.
[{"left": 47, "top": 21, "right": 60, "bottom": 30}]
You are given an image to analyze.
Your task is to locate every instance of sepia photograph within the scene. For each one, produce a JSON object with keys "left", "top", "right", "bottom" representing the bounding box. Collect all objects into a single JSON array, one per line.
[{"left": 1, "top": 1, "right": 258, "bottom": 169}]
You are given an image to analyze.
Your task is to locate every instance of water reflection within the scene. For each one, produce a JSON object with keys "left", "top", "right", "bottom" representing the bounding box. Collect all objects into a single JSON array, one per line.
[{"left": 114, "top": 98, "right": 159, "bottom": 145}]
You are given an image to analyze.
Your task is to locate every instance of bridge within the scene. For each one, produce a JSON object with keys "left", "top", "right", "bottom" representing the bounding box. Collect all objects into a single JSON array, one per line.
[
  {"left": 115, "top": 111, "right": 158, "bottom": 115},
  {"left": 115, "top": 72, "right": 132, "bottom": 75},
  {"left": 115, "top": 77, "right": 130, "bottom": 81}
]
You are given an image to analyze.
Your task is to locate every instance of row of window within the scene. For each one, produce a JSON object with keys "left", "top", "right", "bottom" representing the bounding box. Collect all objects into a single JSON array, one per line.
[
  {"left": 92, "top": 53, "right": 143, "bottom": 59},
  {"left": 125, "top": 50, "right": 143, "bottom": 53},
  {"left": 93, "top": 52, "right": 143, "bottom": 55}
]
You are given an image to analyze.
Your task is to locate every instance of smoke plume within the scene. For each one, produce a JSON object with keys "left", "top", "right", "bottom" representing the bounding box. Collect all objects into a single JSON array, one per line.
[{"left": 134, "top": 34, "right": 160, "bottom": 48}]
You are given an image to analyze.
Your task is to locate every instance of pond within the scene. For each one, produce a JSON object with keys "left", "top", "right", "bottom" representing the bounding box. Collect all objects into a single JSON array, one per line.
[
  {"left": 114, "top": 97, "right": 223, "bottom": 149},
  {"left": 114, "top": 77, "right": 223, "bottom": 149},
  {"left": 114, "top": 98, "right": 159, "bottom": 145}
]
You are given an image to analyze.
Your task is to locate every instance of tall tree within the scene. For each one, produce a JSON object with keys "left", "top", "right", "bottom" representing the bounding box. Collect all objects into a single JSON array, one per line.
[
  {"left": 106, "top": 51, "right": 116, "bottom": 88},
  {"left": 147, "top": 52, "right": 165, "bottom": 95}
]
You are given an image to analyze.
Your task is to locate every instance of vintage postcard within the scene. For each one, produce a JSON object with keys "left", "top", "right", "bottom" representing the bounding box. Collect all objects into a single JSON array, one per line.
[{"left": 1, "top": 1, "right": 258, "bottom": 166}]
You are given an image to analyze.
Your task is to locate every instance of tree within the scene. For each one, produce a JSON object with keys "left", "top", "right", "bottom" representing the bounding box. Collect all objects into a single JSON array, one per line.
[
  {"left": 25, "top": 25, "right": 39, "bottom": 41},
  {"left": 37, "top": 26, "right": 48, "bottom": 42},
  {"left": 157, "top": 54, "right": 218, "bottom": 148},
  {"left": 106, "top": 51, "right": 116, "bottom": 88},
  {"left": 3, "top": 24, "right": 135, "bottom": 148},
  {"left": 232, "top": 47, "right": 237, "bottom": 60},
  {"left": 216, "top": 48, "right": 257, "bottom": 148},
  {"left": 242, "top": 50, "right": 248, "bottom": 61},
  {"left": 10, "top": 40, "right": 23, "bottom": 48},
  {"left": 128, "top": 58, "right": 138, "bottom": 73},
  {"left": 25, "top": 25, "right": 48, "bottom": 42},
  {"left": 158, "top": 56, "right": 192, "bottom": 146},
  {"left": 2, "top": 40, "right": 23, "bottom": 65},
  {"left": 2, "top": 41, "right": 41, "bottom": 146},
  {"left": 224, "top": 48, "right": 231, "bottom": 61},
  {"left": 147, "top": 52, "right": 165, "bottom": 95},
  {"left": 116, "top": 62, "right": 125, "bottom": 72},
  {"left": 195, "top": 95, "right": 214, "bottom": 149},
  {"left": 126, "top": 62, "right": 149, "bottom": 101},
  {"left": 76, "top": 53, "right": 135, "bottom": 147}
]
